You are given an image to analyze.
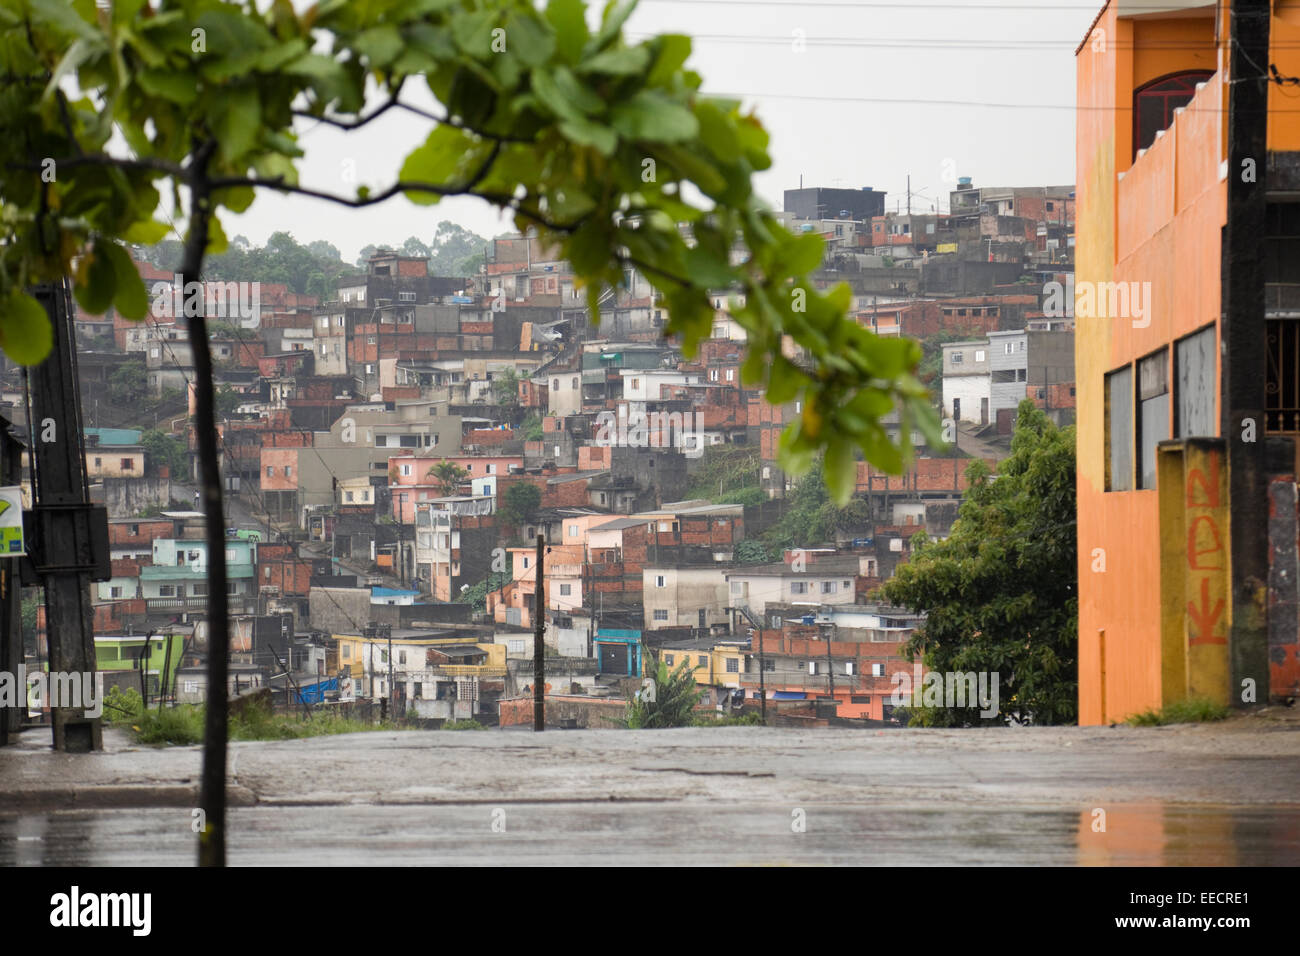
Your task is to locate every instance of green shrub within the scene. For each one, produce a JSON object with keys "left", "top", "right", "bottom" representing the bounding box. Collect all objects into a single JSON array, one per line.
[
  {"left": 121, "top": 697, "right": 405, "bottom": 745},
  {"left": 1125, "top": 697, "right": 1231, "bottom": 727},
  {"left": 693, "top": 711, "right": 763, "bottom": 727},
  {"left": 134, "top": 705, "right": 204, "bottom": 746},
  {"left": 442, "top": 718, "right": 485, "bottom": 731},
  {"left": 614, "top": 658, "right": 704, "bottom": 729},
  {"left": 102, "top": 686, "right": 144, "bottom": 724}
]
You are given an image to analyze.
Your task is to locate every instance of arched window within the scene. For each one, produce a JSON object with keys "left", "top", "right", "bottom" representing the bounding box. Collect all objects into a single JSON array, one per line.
[{"left": 1133, "top": 71, "right": 1213, "bottom": 160}]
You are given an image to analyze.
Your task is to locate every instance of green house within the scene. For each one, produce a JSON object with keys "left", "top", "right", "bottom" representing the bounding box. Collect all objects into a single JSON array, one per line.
[{"left": 94, "top": 634, "right": 186, "bottom": 698}]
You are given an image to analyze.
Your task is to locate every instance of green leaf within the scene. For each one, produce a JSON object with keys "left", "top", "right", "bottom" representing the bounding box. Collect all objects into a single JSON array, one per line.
[
  {"left": 823, "top": 438, "right": 857, "bottom": 506},
  {"left": 75, "top": 246, "right": 117, "bottom": 316},
  {"left": 580, "top": 45, "right": 650, "bottom": 76},
  {"left": 400, "top": 125, "right": 490, "bottom": 204},
  {"left": 101, "top": 240, "right": 148, "bottom": 320},
  {"left": 0, "top": 291, "right": 54, "bottom": 366},
  {"left": 866, "top": 335, "right": 920, "bottom": 378},
  {"left": 558, "top": 116, "right": 616, "bottom": 155},
  {"left": 859, "top": 424, "right": 903, "bottom": 475},
  {"left": 588, "top": 0, "right": 636, "bottom": 53},
  {"left": 653, "top": 145, "right": 727, "bottom": 196},
  {"left": 137, "top": 69, "right": 199, "bottom": 106},
  {"left": 506, "top": 11, "right": 556, "bottom": 67},
  {"left": 452, "top": 8, "right": 497, "bottom": 54},
  {"left": 27, "top": 0, "right": 100, "bottom": 43},
  {"left": 530, "top": 68, "right": 582, "bottom": 122},
  {"left": 252, "top": 38, "right": 309, "bottom": 73},
  {"left": 546, "top": 186, "right": 598, "bottom": 222},
  {"left": 283, "top": 52, "right": 346, "bottom": 83},
  {"left": 213, "top": 86, "right": 261, "bottom": 164},
  {"left": 766, "top": 357, "right": 806, "bottom": 405},
  {"left": 122, "top": 219, "right": 171, "bottom": 245},
  {"left": 610, "top": 91, "right": 698, "bottom": 142},
  {"left": 845, "top": 387, "right": 894, "bottom": 422},
  {"left": 781, "top": 233, "right": 825, "bottom": 276},
  {"left": 547, "top": 0, "right": 589, "bottom": 63},
  {"left": 215, "top": 185, "right": 256, "bottom": 214},
  {"left": 43, "top": 38, "right": 97, "bottom": 102},
  {"left": 205, "top": 213, "right": 228, "bottom": 256},
  {"left": 552, "top": 66, "right": 605, "bottom": 115},
  {"left": 695, "top": 100, "right": 740, "bottom": 161},
  {"left": 734, "top": 114, "right": 771, "bottom": 169},
  {"left": 776, "top": 420, "right": 816, "bottom": 476},
  {"left": 740, "top": 347, "right": 766, "bottom": 387},
  {"left": 565, "top": 221, "right": 611, "bottom": 275},
  {"left": 353, "top": 25, "right": 404, "bottom": 67},
  {"left": 683, "top": 243, "right": 734, "bottom": 289},
  {"left": 646, "top": 35, "right": 691, "bottom": 87}
]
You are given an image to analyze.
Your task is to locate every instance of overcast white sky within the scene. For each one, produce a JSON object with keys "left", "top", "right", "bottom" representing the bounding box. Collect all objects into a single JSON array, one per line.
[{"left": 225, "top": 0, "right": 1102, "bottom": 263}]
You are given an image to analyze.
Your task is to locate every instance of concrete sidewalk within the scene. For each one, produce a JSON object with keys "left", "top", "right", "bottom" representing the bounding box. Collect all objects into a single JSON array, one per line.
[{"left": 3, "top": 709, "right": 1299, "bottom": 811}]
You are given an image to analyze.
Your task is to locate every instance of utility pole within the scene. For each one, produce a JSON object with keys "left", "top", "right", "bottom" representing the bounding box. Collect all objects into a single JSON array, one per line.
[
  {"left": 585, "top": 542, "right": 593, "bottom": 659},
  {"left": 158, "top": 631, "right": 175, "bottom": 713},
  {"left": 735, "top": 605, "right": 765, "bottom": 724},
  {"left": 533, "top": 533, "right": 545, "bottom": 731},
  {"left": 0, "top": 418, "right": 25, "bottom": 745},
  {"left": 26, "top": 281, "right": 109, "bottom": 752},
  {"left": 1223, "top": 0, "right": 1272, "bottom": 703},
  {"left": 824, "top": 624, "right": 835, "bottom": 705},
  {"left": 383, "top": 623, "right": 393, "bottom": 717}
]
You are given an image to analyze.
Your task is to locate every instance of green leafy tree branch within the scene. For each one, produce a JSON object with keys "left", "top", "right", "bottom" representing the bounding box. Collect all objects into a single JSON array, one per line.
[{"left": 1, "top": 0, "right": 942, "bottom": 865}]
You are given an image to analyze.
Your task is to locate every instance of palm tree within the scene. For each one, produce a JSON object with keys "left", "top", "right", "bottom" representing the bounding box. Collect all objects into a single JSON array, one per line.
[{"left": 428, "top": 460, "right": 469, "bottom": 497}]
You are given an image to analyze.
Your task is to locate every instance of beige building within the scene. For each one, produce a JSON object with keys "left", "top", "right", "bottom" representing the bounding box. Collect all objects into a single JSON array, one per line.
[
  {"left": 643, "top": 565, "right": 730, "bottom": 632},
  {"left": 87, "top": 446, "right": 146, "bottom": 478}
]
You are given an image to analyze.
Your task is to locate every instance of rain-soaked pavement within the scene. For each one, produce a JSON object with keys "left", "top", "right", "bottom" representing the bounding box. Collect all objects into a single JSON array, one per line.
[
  {"left": 2, "top": 716, "right": 1298, "bottom": 865},
  {"left": 3, "top": 803, "right": 1299, "bottom": 866}
]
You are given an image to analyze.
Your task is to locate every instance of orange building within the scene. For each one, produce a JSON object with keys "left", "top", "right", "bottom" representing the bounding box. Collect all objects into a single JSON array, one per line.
[{"left": 1075, "top": 0, "right": 1300, "bottom": 724}]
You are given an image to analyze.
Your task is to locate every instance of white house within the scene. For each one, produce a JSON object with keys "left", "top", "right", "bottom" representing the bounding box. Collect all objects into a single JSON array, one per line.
[{"left": 940, "top": 339, "right": 992, "bottom": 424}]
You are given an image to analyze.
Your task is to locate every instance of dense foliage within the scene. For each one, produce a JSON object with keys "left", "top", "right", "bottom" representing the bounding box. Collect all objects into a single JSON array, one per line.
[
  {"left": 882, "top": 402, "right": 1078, "bottom": 726},
  {"left": 763, "top": 461, "right": 871, "bottom": 551},
  {"left": 139, "top": 426, "right": 188, "bottom": 476},
  {"left": 427, "top": 459, "right": 469, "bottom": 495},
  {"left": 498, "top": 480, "right": 541, "bottom": 528},
  {"left": 137, "top": 230, "right": 353, "bottom": 299},
  {"left": 614, "top": 656, "right": 703, "bottom": 728},
  {"left": 686, "top": 443, "right": 759, "bottom": 500},
  {"left": 0, "top": 0, "right": 940, "bottom": 502}
]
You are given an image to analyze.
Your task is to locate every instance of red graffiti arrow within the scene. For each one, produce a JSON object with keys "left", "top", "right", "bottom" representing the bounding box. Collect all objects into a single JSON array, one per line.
[{"left": 1187, "top": 578, "right": 1227, "bottom": 646}]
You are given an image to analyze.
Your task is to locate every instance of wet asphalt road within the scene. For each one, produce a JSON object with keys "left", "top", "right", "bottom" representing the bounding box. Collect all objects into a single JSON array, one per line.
[
  {"left": 2, "top": 717, "right": 1298, "bottom": 865},
  {"left": 3, "top": 803, "right": 1299, "bottom": 866}
]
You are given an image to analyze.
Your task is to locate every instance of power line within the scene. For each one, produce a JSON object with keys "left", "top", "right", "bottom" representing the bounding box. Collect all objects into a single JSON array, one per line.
[
  {"left": 629, "top": 31, "right": 1254, "bottom": 52},
  {"left": 699, "top": 86, "right": 1300, "bottom": 112},
  {"left": 637, "top": 0, "right": 1106, "bottom": 9}
]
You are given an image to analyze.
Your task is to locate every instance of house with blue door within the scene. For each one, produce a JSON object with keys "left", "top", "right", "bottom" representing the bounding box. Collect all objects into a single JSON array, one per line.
[{"left": 595, "top": 628, "right": 643, "bottom": 677}]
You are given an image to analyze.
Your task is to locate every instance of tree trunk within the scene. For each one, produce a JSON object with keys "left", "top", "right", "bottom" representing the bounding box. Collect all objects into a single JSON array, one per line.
[{"left": 181, "top": 145, "right": 231, "bottom": 867}]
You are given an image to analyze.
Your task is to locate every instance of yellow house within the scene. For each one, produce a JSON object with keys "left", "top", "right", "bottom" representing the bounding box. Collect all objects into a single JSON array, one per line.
[
  {"left": 87, "top": 446, "right": 146, "bottom": 478},
  {"left": 333, "top": 632, "right": 507, "bottom": 700},
  {"left": 659, "top": 641, "right": 746, "bottom": 688}
]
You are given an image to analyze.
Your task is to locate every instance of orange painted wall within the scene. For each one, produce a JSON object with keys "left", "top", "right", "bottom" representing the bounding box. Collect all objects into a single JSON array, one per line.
[
  {"left": 1076, "top": 5, "right": 1226, "bottom": 725},
  {"left": 1076, "top": 2, "right": 1300, "bottom": 723}
]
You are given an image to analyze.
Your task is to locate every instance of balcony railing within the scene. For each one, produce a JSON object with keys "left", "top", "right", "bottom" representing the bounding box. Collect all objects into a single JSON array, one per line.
[
  {"left": 146, "top": 596, "right": 255, "bottom": 613},
  {"left": 146, "top": 597, "right": 209, "bottom": 610},
  {"left": 429, "top": 665, "right": 507, "bottom": 677}
]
